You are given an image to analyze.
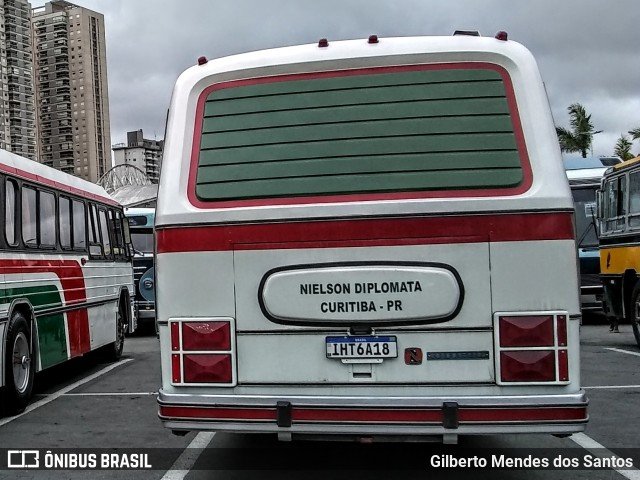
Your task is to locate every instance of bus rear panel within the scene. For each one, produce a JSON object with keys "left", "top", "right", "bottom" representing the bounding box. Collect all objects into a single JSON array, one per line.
[{"left": 156, "top": 34, "right": 587, "bottom": 442}]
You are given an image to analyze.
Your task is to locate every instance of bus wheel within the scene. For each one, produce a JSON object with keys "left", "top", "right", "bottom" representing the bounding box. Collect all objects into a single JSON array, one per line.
[
  {"left": 98, "top": 301, "right": 126, "bottom": 362},
  {"left": 631, "top": 285, "right": 640, "bottom": 348},
  {"left": 1, "top": 311, "right": 35, "bottom": 415}
]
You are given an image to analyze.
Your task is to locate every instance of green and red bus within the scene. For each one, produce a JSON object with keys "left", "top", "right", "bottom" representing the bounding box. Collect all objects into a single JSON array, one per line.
[{"left": 0, "top": 149, "right": 135, "bottom": 415}]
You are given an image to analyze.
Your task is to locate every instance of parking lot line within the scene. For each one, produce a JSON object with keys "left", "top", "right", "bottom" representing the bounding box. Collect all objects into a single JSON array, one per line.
[
  {"left": 605, "top": 347, "right": 640, "bottom": 357},
  {"left": 571, "top": 433, "right": 640, "bottom": 480},
  {"left": 63, "top": 391, "right": 158, "bottom": 396},
  {"left": 160, "top": 431, "right": 216, "bottom": 480},
  {"left": 0, "top": 358, "right": 133, "bottom": 428}
]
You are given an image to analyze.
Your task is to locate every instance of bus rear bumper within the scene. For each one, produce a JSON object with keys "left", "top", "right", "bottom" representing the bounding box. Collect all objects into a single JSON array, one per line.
[{"left": 157, "top": 390, "right": 588, "bottom": 437}]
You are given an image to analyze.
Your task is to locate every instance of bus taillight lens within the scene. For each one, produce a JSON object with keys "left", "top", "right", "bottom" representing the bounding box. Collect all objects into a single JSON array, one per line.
[
  {"left": 495, "top": 312, "right": 570, "bottom": 384},
  {"left": 500, "top": 350, "right": 555, "bottom": 382},
  {"left": 499, "top": 315, "right": 554, "bottom": 347},
  {"left": 169, "top": 318, "right": 235, "bottom": 386},
  {"left": 183, "top": 354, "right": 232, "bottom": 383},
  {"left": 182, "top": 322, "right": 231, "bottom": 351}
]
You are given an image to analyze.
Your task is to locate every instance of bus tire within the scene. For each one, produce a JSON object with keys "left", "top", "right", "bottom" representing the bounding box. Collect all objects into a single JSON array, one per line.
[
  {"left": 98, "top": 300, "right": 126, "bottom": 362},
  {"left": 630, "top": 284, "right": 640, "bottom": 348},
  {"left": 1, "top": 311, "right": 35, "bottom": 415}
]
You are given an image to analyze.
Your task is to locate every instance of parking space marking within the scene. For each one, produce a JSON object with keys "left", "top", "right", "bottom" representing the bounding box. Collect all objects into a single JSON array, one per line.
[
  {"left": 160, "top": 431, "right": 216, "bottom": 480},
  {"left": 63, "top": 392, "right": 158, "bottom": 396},
  {"left": 571, "top": 433, "right": 640, "bottom": 480},
  {"left": 0, "top": 358, "right": 134, "bottom": 428},
  {"left": 605, "top": 347, "right": 640, "bottom": 357}
]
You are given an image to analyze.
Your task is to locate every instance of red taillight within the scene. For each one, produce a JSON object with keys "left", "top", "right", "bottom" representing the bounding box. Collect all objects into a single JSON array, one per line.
[
  {"left": 499, "top": 315, "right": 554, "bottom": 347},
  {"left": 171, "top": 353, "right": 181, "bottom": 383},
  {"left": 557, "top": 315, "right": 567, "bottom": 346},
  {"left": 169, "top": 319, "right": 235, "bottom": 386},
  {"left": 183, "top": 354, "right": 232, "bottom": 384},
  {"left": 496, "top": 313, "right": 570, "bottom": 384},
  {"left": 500, "top": 350, "right": 555, "bottom": 382},
  {"left": 182, "top": 322, "right": 230, "bottom": 351}
]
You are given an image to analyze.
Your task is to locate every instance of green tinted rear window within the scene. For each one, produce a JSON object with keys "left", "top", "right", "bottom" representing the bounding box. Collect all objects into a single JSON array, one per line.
[{"left": 195, "top": 67, "right": 523, "bottom": 201}]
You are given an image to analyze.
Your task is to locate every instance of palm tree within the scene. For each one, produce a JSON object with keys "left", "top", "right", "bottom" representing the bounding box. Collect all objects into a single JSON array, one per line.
[
  {"left": 630, "top": 128, "right": 640, "bottom": 157},
  {"left": 614, "top": 135, "right": 634, "bottom": 161},
  {"left": 555, "top": 103, "right": 602, "bottom": 158}
]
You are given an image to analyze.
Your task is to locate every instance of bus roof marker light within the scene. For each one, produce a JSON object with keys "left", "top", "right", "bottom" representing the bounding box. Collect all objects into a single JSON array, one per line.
[
  {"left": 368, "top": 35, "right": 379, "bottom": 44},
  {"left": 197, "top": 56, "right": 208, "bottom": 66},
  {"left": 318, "top": 38, "right": 329, "bottom": 48},
  {"left": 453, "top": 30, "right": 480, "bottom": 36},
  {"left": 495, "top": 31, "right": 508, "bottom": 41}
]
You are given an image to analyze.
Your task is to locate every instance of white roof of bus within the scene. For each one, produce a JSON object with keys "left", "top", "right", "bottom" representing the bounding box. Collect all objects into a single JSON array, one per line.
[{"left": 0, "top": 148, "right": 115, "bottom": 203}]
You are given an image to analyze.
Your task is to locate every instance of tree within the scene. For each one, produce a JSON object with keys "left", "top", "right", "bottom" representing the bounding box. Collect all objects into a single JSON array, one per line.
[
  {"left": 614, "top": 135, "right": 634, "bottom": 161},
  {"left": 630, "top": 128, "right": 640, "bottom": 157},
  {"left": 555, "top": 103, "right": 602, "bottom": 158}
]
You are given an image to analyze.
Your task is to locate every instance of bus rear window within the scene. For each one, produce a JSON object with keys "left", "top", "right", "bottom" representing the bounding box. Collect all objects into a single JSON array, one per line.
[{"left": 194, "top": 65, "right": 524, "bottom": 202}]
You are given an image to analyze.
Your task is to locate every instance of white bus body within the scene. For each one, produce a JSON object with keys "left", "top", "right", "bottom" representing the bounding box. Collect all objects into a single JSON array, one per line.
[
  {"left": 156, "top": 34, "right": 587, "bottom": 442},
  {"left": 0, "top": 149, "right": 135, "bottom": 414}
]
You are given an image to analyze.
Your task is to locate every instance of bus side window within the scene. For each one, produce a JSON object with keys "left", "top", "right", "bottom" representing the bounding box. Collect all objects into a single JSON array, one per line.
[
  {"left": 59, "top": 196, "right": 72, "bottom": 249},
  {"left": 110, "top": 209, "right": 126, "bottom": 258},
  {"left": 72, "top": 199, "right": 87, "bottom": 251},
  {"left": 5, "top": 179, "right": 18, "bottom": 246},
  {"left": 21, "top": 186, "right": 37, "bottom": 247},
  {"left": 98, "top": 208, "right": 112, "bottom": 258},
  {"left": 39, "top": 190, "right": 56, "bottom": 248},
  {"left": 88, "top": 203, "right": 103, "bottom": 258},
  {"left": 628, "top": 170, "right": 640, "bottom": 228}
]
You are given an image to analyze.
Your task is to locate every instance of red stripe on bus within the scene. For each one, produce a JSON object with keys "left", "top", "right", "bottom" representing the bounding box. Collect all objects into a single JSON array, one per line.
[
  {"left": 158, "top": 405, "right": 587, "bottom": 424},
  {"left": 0, "top": 259, "right": 90, "bottom": 357},
  {"left": 156, "top": 212, "right": 574, "bottom": 254},
  {"left": 187, "top": 63, "right": 533, "bottom": 209}
]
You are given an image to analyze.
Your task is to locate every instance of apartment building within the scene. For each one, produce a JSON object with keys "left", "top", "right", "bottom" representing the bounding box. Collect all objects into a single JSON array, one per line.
[
  {"left": 32, "top": 0, "right": 111, "bottom": 182},
  {"left": 0, "top": 0, "right": 36, "bottom": 159},
  {"left": 113, "top": 129, "right": 163, "bottom": 184}
]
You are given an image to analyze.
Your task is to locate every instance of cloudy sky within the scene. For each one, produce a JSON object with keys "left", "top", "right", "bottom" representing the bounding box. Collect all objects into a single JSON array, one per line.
[{"left": 31, "top": 0, "right": 640, "bottom": 159}]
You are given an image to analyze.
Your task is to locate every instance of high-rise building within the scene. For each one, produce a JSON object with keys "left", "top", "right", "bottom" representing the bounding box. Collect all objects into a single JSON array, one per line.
[
  {"left": 0, "top": 0, "right": 36, "bottom": 159},
  {"left": 113, "top": 130, "right": 163, "bottom": 184},
  {"left": 31, "top": 0, "right": 111, "bottom": 182}
]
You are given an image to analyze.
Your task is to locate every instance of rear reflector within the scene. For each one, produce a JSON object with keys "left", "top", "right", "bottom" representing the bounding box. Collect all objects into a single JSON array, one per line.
[
  {"left": 499, "top": 315, "right": 554, "bottom": 347},
  {"left": 182, "top": 322, "right": 231, "bottom": 351},
  {"left": 557, "top": 315, "right": 567, "bottom": 346},
  {"left": 183, "top": 354, "right": 232, "bottom": 384},
  {"left": 171, "top": 354, "right": 181, "bottom": 383},
  {"left": 495, "top": 312, "right": 571, "bottom": 384},
  {"left": 169, "top": 318, "right": 235, "bottom": 386},
  {"left": 500, "top": 350, "right": 555, "bottom": 382}
]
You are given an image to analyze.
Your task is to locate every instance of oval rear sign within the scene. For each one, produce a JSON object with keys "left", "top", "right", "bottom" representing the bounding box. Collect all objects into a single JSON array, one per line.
[{"left": 259, "top": 262, "right": 463, "bottom": 326}]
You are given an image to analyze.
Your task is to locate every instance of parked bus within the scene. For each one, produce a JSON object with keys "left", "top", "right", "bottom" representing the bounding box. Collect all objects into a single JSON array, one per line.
[
  {"left": 597, "top": 155, "right": 640, "bottom": 346},
  {"left": 125, "top": 207, "right": 156, "bottom": 329},
  {"left": 564, "top": 156, "right": 620, "bottom": 312},
  {"left": 0, "top": 149, "right": 135, "bottom": 415},
  {"left": 156, "top": 33, "right": 588, "bottom": 442}
]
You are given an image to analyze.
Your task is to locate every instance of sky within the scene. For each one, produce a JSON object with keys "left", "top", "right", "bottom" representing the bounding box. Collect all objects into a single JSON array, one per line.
[{"left": 31, "top": 0, "right": 640, "bottom": 159}]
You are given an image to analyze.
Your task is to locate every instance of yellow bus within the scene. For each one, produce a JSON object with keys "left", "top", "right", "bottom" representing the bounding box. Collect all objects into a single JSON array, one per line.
[{"left": 597, "top": 156, "right": 640, "bottom": 346}]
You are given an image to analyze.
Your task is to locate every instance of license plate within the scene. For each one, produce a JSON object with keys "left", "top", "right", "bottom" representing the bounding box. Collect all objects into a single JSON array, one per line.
[{"left": 326, "top": 336, "right": 397, "bottom": 359}]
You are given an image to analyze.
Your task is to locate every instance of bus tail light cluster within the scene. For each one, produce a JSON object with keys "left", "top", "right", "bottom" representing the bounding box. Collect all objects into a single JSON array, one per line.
[
  {"left": 169, "top": 318, "right": 236, "bottom": 386},
  {"left": 495, "top": 313, "right": 569, "bottom": 384}
]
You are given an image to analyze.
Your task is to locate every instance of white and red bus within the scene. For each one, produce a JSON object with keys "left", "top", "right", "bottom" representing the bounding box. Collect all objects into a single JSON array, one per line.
[
  {"left": 156, "top": 33, "right": 588, "bottom": 442},
  {"left": 0, "top": 149, "right": 135, "bottom": 415}
]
